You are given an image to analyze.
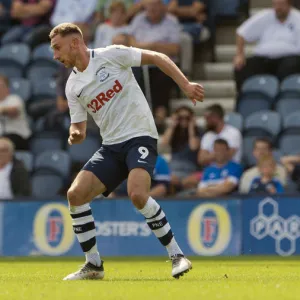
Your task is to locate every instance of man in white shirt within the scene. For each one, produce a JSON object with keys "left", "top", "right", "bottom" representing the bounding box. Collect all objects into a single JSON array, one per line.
[
  {"left": 0, "top": 75, "right": 31, "bottom": 150},
  {"left": 198, "top": 104, "right": 242, "bottom": 166},
  {"left": 49, "top": 23, "right": 204, "bottom": 281},
  {"left": 234, "top": 0, "right": 300, "bottom": 90}
]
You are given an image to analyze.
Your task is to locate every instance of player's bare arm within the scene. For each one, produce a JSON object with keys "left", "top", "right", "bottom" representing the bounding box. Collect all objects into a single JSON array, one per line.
[
  {"left": 68, "top": 121, "right": 87, "bottom": 145},
  {"left": 141, "top": 50, "right": 204, "bottom": 105}
]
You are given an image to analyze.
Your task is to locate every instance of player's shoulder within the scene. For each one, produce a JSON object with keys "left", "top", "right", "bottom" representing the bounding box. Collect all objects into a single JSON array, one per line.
[{"left": 65, "top": 69, "right": 80, "bottom": 96}]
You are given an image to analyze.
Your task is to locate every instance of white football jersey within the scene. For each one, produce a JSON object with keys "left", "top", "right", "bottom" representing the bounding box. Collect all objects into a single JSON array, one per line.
[{"left": 65, "top": 45, "right": 158, "bottom": 145}]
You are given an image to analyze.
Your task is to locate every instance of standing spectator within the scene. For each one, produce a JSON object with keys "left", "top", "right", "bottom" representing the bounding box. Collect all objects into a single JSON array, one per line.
[
  {"left": 125, "top": 0, "right": 181, "bottom": 113},
  {"left": 239, "top": 137, "right": 287, "bottom": 193},
  {"left": 0, "top": 75, "right": 31, "bottom": 150},
  {"left": 198, "top": 104, "right": 242, "bottom": 166},
  {"left": 249, "top": 156, "right": 284, "bottom": 194},
  {"left": 161, "top": 106, "right": 200, "bottom": 192},
  {"left": 0, "top": 137, "right": 31, "bottom": 199},
  {"left": 234, "top": 0, "right": 300, "bottom": 91},
  {"left": 197, "top": 139, "right": 243, "bottom": 198},
  {"left": 1, "top": 0, "right": 55, "bottom": 48},
  {"left": 94, "top": 1, "right": 129, "bottom": 48},
  {"left": 110, "top": 155, "right": 171, "bottom": 198}
]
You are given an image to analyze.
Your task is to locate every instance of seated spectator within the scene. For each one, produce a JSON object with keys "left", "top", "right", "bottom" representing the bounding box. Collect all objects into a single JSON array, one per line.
[
  {"left": 234, "top": 0, "right": 300, "bottom": 91},
  {"left": 0, "top": 75, "right": 31, "bottom": 150},
  {"left": 110, "top": 155, "right": 171, "bottom": 198},
  {"left": 249, "top": 156, "right": 284, "bottom": 194},
  {"left": 197, "top": 139, "right": 243, "bottom": 198},
  {"left": 94, "top": 1, "right": 129, "bottom": 48},
  {"left": 239, "top": 137, "right": 287, "bottom": 193},
  {"left": 50, "top": 0, "right": 97, "bottom": 27},
  {"left": 198, "top": 104, "right": 242, "bottom": 166},
  {"left": 95, "top": 0, "right": 141, "bottom": 23},
  {"left": 168, "top": 0, "right": 208, "bottom": 42},
  {"left": 1, "top": 0, "right": 55, "bottom": 48},
  {"left": 160, "top": 106, "right": 200, "bottom": 192},
  {"left": 122, "top": 0, "right": 181, "bottom": 113},
  {"left": 0, "top": 137, "right": 31, "bottom": 199}
]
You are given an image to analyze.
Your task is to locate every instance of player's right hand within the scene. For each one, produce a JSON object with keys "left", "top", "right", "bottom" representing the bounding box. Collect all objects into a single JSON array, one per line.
[{"left": 68, "top": 130, "right": 84, "bottom": 145}]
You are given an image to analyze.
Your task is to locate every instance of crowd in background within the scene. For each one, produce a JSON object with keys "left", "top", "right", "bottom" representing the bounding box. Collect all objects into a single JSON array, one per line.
[{"left": 1, "top": 0, "right": 300, "bottom": 199}]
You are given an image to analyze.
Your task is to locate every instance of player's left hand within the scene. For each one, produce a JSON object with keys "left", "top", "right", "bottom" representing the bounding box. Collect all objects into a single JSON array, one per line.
[{"left": 183, "top": 82, "right": 204, "bottom": 106}]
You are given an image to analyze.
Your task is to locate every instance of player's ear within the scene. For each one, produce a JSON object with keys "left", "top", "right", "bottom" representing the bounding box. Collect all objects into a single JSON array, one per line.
[{"left": 70, "top": 36, "right": 80, "bottom": 49}]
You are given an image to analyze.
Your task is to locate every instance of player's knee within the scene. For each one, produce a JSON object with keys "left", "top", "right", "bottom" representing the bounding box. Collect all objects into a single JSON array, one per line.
[
  {"left": 129, "top": 190, "right": 148, "bottom": 209},
  {"left": 67, "top": 187, "right": 85, "bottom": 206}
]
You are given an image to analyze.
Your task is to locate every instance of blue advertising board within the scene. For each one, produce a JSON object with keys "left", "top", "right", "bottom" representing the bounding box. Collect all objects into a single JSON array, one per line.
[
  {"left": 242, "top": 196, "right": 300, "bottom": 256},
  {"left": 0, "top": 199, "right": 241, "bottom": 257}
]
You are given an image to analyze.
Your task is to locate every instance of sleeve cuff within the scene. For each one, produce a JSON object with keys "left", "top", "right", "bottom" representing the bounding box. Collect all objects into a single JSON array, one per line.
[
  {"left": 70, "top": 113, "right": 87, "bottom": 123},
  {"left": 130, "top": 47, "right": 142, "bottom": 67}
]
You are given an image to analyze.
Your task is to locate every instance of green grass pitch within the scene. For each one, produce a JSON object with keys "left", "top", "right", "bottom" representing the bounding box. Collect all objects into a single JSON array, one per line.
[{"left": 0, "top": 257, "right": 299, "bottom": 300}]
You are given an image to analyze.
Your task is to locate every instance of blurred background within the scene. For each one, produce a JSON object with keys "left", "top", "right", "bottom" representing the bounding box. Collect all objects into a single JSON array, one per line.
[{"left": 1, "top": 0, "right": 300, "bottom": 258}]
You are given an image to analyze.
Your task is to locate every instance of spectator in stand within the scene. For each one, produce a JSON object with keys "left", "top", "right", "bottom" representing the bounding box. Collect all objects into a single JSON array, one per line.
[
  {"left": 95, "top": 0, "right": 142, "bottom": 23},
  {"left": 123, "top": 0, "right": 181, "bottom": 113},
  {"left": 110, "top": 155, "right": 171, "bottom": 198},
  {"left": 234, "top": 0, "right": 300, "bottom": 91},
  {"left": 281, "top": 154, "right": 300, "bottom": 189},
  {"left": 198, "top": 104, "right": 242, "bottom": 167},
  {"left": 94, "top": 2, "right": 129, "bottom": 48},
  {"left": 249, "top": 156, "right": 284, "bottom": 194},
  {"left": 0, "top": 75, "right": 31, "bottom": 150},
  {"left": 0, "top": 137, "right": 31, "bottom": 199},
  {"left": 239, "top": 137, "right": 287, "bottom": 194},
  {"left": 1, "top": 0, "right": 55, "bottom": 48},
  {"left": 50, "top": 0, "right": 97, "bottom": 27},
  {"left": 197, "top": 139, "right": 243, "bottom": 198},
  {"left": 168, "top": 0, "right": 209, "bottom": 42},
  {"left": 160, "top": 106, "right": 200, "bottom": 192}
]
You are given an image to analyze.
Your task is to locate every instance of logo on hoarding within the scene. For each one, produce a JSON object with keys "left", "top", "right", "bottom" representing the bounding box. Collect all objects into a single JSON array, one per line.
[
  {"left": 34, "top": 203, "right": 75, "bottom": 255},
  {"left": 250, "top": 198, "right": 300, "bottom": 256},
  {"left": 187, "top": 203, "right": 231, "bottom": 256}
]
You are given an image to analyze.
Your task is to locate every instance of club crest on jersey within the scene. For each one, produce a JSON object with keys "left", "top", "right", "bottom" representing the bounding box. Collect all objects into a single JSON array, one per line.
[{"left": 96, "top": 67, "right": 109, "bottom": 82}]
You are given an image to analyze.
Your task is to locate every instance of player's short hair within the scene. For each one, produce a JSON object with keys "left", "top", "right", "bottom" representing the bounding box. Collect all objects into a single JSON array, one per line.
[
  {"left": 0, "top": 74, "right": 9, "bottom": 87},
  {"left": 109, "top": 1, "right": 126, "bottom": 14},
  {"left": 214, "top": 138, "right": 229, "bottom": 149},
  {"left": 49, "top": 23, "right": 83, "bottom": 40},
  {"left": 254, "top": 137, "right": 273, "bottom": 150},
  {"left": 205, "top": 104, "right": 225, "bottom": 119}
]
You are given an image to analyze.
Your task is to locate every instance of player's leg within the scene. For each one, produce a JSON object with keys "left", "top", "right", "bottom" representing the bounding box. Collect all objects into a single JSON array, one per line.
[
  {"left": 64, "top": 170, "right": 106, "bottom": 281},
  {"left": 126, "top": 137, "right": 192, "bottom": 278}
]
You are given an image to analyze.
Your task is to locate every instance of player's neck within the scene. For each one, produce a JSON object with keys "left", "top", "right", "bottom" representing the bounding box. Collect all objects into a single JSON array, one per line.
[{"left": 75, "top": 48, "right": 90, "bottom": 72}]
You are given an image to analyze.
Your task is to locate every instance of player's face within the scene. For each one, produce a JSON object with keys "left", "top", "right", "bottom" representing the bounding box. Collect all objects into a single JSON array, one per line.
[
  {"left": 214, "top": 144, "right": 229, "bottom": 164},
  {"left": 253, "top": 142, "right": 271, "bottom": 160},
  {"left": 273, "top": 0, "right": 290, "bottom": 20},
  {"left": 51, "top": 34, "right": 77, "bottom": 68}
]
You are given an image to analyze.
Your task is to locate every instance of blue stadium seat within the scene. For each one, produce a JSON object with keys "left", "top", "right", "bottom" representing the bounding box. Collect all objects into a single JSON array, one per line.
[
  {"left": 9, "top": 78, "right": 31, "bottom": 102},
  {"left": 30, "top": 132, "right": 64, "bottom": 155},
  {"left": 68, "top": 135, "right": 101, "bottom": 163},
  {"left": 241, "top": 75, "right": 279, "bottom": 100},
  {"left": 32, "top": 43, "right": 56, "bottom": 62},
  {"left": 0, "top": 65, "right": 23, "bottom": 78},
  {"left": 15, "top": 151, "right": 33, "bottom": 172},
  {"left": 224, "top": 112, "right": 243, "bottom": 131},
  {"left": 244, "top": 111, "right": 281, "bottom": 136},
  {"left": 280, "top": 74, "right": 300, "bottom": 99},
  {"left": 30, "top": 78, "right": 57, "bottom": 101},
  {"left": 0, "top": 43, "right": 30, "bottom": 67},
  {"left": 237, "top": 96, "right": 271, "bottom": 119},
  {"left": 278, "top": 132, "right": 300, "bottom": 155},
  {"left": 35, "top": 150, "right": 71, "bottom": 178},
  {"left": 26, "top": 65, "right": 58, "bottom": 82},
  {"left": 275, "top": 98, "right": 300, "bottom": 119},
  {"left": 32, "top": 172, "right": 63, "bottom": 198},
  {"left": 283, "top": 111, "right": 300, "bottom": 129}
]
